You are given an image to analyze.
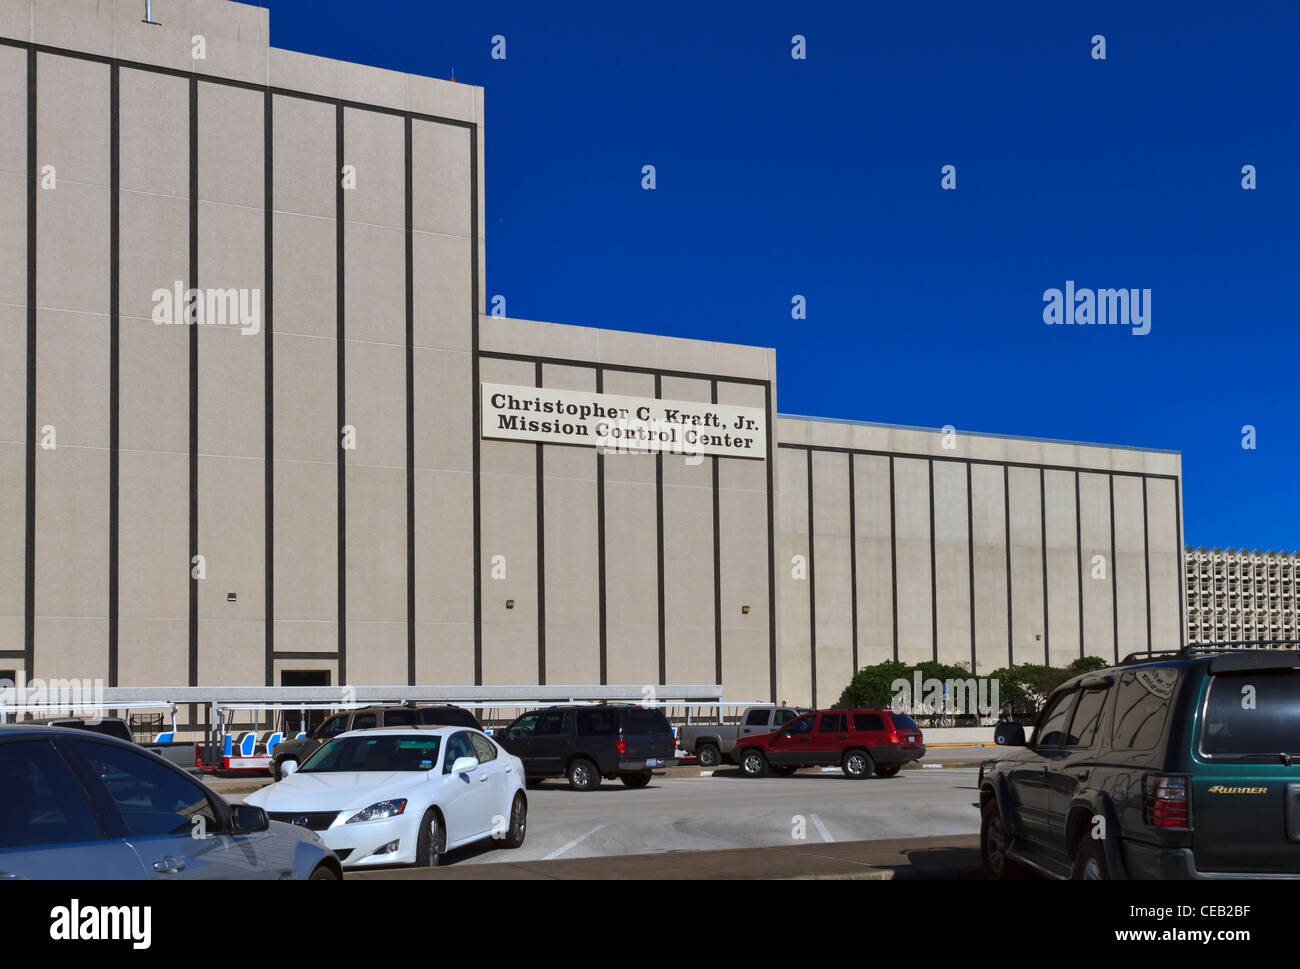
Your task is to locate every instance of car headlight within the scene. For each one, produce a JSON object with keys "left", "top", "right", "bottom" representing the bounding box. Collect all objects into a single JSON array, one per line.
[{"left": 345, "top": 799, "right": 408, "bottom": 824}]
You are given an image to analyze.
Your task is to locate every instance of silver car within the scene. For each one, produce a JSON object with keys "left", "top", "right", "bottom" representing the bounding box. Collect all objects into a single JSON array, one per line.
[{"left": 0, "top": 724, "right": 340, "bottom": 880}]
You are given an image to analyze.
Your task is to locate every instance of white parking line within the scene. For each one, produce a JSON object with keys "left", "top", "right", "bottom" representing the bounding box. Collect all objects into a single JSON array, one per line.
[
  {"left": 542, "top": 824, "right": 607, "bottom": 860},
  {"left": 809, "top": 813, "right": 834, "bottom": 843}
]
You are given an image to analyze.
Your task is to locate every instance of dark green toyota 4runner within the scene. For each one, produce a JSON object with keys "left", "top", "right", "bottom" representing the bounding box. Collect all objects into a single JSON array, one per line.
[{"left": 978, "top": 644, "right": 1300, "bottom": 880}]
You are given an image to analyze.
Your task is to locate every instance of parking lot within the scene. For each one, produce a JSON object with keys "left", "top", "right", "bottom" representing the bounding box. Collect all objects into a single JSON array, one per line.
[
  {"left": 202, "top": 748, "right": 991, "bottom": 875},
  {"left": 387, "top": 763, "right": 983, "bottom": 869}
]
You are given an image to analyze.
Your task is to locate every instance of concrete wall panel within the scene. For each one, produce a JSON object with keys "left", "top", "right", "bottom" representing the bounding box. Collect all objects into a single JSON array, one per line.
[
  {"left": 892, "top": 457, "right": 932, "bottom": 664},
  {"left": 812, "top": 450, "right": 853, "bottom": 705},
  {"left": 932, "top": 459, "right": 971, "bottom": 667},
  {"left": 1007, "top": 466, "right": 1045, "bottom": 666},
  {"left": 719, "top": 486, "right": 770, "bottom": 701},
  {"left": 853, "top": 454, "right": 894, "bottom": 667},
  {"left": 0, "top": 443, "right": 26, "bottom": 622},
  {"left": 1078, "top": 472, "right": 1116, "bottom": 662},
  {"left": 1145, "top": 477, "right": 1182, "bottom": 650},
  {"left": 414, "top": 469, "right": 474, "bottom": 624},
  {"left": 1113, "top": 475, "right": 1150, "bottom": 658},
  {"left": 1044, "top": 468, "right": 1081, "bottom": 666},
  {"left": 776, "top": 447, "right": 811, "bottom": 704}
]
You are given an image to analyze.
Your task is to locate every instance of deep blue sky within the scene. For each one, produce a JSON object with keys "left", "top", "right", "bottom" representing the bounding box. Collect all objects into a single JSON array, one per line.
[{"left": 258, "top": 1, "right": 1299, "bottom": 552}]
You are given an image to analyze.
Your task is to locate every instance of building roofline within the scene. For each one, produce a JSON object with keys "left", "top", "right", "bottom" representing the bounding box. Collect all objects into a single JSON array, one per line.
[{"left": 777, "top": 412, "right": 1182, "bottom": 456}]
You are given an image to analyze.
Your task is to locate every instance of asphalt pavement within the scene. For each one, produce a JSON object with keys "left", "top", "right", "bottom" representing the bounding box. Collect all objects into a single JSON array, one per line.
[
  {"left": 337, "top": 763, "right": 986, "bottom": 876},
  {"left": 348, "top": 833, "right": 982, "bottom": 880},
  {"left": 208, "top": 752, "right": 996, "bottom": 879}
]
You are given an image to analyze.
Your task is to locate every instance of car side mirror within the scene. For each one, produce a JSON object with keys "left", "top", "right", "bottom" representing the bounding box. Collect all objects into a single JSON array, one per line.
[
  {"left": 450, "top": 755, "right": 479, "bottom": 775},
  {"left": 231, "top": 804, "right": 270, "bottom": 833},
  {"left": 280, "top": 759, "right": 299, "bottom": 777},
  {"left": 994, "top": 721, "right": 1026, "bottom": 746}
]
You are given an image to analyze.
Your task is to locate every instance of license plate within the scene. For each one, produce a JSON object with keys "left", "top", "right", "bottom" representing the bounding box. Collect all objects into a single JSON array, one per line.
[{"left": 645, "top": 758, "right": 663, "bottom": 768}]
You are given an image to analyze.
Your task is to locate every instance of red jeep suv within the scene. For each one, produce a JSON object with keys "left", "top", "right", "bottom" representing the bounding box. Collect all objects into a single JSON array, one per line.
[{"left": 733, "top": 709, "right": 925, "bottom": 779}]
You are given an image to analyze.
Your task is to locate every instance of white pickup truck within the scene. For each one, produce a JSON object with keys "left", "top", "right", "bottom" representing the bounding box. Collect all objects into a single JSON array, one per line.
[{"left": 678, "top": 706, "right": 806, "bottom": 767}]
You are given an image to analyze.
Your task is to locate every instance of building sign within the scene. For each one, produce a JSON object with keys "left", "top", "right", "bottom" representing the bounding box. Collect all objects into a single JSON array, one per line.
[{"left": 481, "top": 383, "right": 767, "bottom": 459}]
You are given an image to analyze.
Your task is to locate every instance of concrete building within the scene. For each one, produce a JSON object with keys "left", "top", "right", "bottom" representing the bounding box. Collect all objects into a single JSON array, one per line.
[
  {"left": 1185, "top": 547, "right": 1298, "bottom": 645},
  {"left": 0, "top": 0, "right": 1186, "bottom": 713}
]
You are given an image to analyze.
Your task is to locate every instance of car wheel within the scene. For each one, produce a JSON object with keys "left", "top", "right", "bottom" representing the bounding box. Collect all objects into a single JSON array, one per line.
[
  {"left": 500, "top": 793, "right": 527, "bottom": 849},
  {"left": 696, "top": 743, "right": 722, "bottom": 768},
  {"left": 980, "top": 800, "right": 1028, "bottom": 880},
  {"left": 874, "top": 764, "right": 902, "bottom": 778},
  {"left": 841, "top": 749, "right": 873, "bottom": 779},
  {"left": 308, "top": 863, "right": 340, "bottom": 880},
  {"left": 620, "top": 771, "right": 652, "bottom": 788},
  {"left": 1070, "top": 829, "right": 1110, "bottom": 880},
  {"left": 739, "top": 749, "right": 769, "bottom": 778},
  {"left": 274, "top": 757, "right": 297, "bottom": 781},
  {"left": 567, "top": 757, "right": 601, "bottom": 791},
  {"left": 414, "top": 809, "right": 446, "bottom": 868}
]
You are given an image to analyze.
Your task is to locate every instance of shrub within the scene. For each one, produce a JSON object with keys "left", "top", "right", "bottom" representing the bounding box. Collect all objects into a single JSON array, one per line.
[{"left": 837, "top": 655, "right": 1113, "bottom": 718}]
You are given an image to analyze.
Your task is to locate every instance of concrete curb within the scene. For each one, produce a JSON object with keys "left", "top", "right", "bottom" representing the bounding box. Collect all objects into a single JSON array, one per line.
[
  {"left": 785, "top": 864, "right": 983, "bottom": 881},
  {"left": 348, "top": 835, "right": 983, "bottom": 880}
]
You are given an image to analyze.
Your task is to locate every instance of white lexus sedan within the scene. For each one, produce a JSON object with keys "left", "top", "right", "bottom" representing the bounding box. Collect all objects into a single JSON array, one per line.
[{"left": 245, "top": 726, "right": 527, "bottom": 868}]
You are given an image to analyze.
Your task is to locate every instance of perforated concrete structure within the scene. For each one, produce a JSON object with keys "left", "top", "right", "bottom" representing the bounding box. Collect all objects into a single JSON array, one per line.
[
  {"left": 0, "top": 0, "right": 1187, "bottom": 711},
  {"left": 1186, "top": 547, "right": 1298, "bottom": 645}
]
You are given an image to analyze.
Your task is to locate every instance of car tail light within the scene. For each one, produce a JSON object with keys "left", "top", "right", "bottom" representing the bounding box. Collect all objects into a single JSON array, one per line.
[
  {"left": 1144, "top": 775, "right": 1191, "bottom": 829},
  {"left": 616, "top": 735, "right": 627, "bottom": 757},
  {"left": 194, "top": 743, "right": 203, "bottom": 768}
]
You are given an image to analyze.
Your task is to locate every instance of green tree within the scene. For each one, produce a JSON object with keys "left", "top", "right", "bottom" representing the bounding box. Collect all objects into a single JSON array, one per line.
[
  {"left": 984, "top": 666, "right": 1031, "bottom": 714},
  {"left": 836, "top": 656, "right": 1113, "bottom": 719},
  {"left": 835, "top": 660, "right": 912, "bottom": 709}
]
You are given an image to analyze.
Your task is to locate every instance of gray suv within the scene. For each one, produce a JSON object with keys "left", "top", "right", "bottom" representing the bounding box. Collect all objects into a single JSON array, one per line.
[{"left": 0, "top": 725, "right": 340, "bottom": 880}]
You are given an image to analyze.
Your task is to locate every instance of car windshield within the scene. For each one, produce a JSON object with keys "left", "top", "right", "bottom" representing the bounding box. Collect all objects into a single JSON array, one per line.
[
  {"left": 1201, "top": 672, "right": 1300, "bottom": 758},
  {"left": 298, "top": 735, "right": 442, "bottom": 773}
]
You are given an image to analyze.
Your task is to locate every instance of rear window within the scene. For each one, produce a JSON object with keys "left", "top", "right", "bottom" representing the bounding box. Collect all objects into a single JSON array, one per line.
[
  {"left": 1201, "top": 672, "right": 1300, "bottom": 758},
  {"left": 576, "top": 709, "right": 618, "bottom": 736},
  {"left": 623, "top": 709, "right": 670, "bottom": 735},
  {"left": 1112, "top": 669, "right": 1179, "bottom": 750},
  {"left": 888, "top": 713, "right": 919, "bottom": 732},
  {"left": 745, "top": 709, "right": 770, "bottom": 727},
  {"left": 817, "top": 713, "right": 847, "bottom": 732},
  {"left": 48, "top": 719, "right": 133, "bottom": 744},
  {"left": 853, "top": 713, "right": 885, "bottom": 732},
  {"left": 419, "top": 707, "right": 480, "bottom": 729}
]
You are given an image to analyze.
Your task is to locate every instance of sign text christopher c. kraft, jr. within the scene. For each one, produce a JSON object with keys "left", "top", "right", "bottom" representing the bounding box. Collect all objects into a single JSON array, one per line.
[{"left": 480, "top": 383, "right": 767, "bottom": 460}]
